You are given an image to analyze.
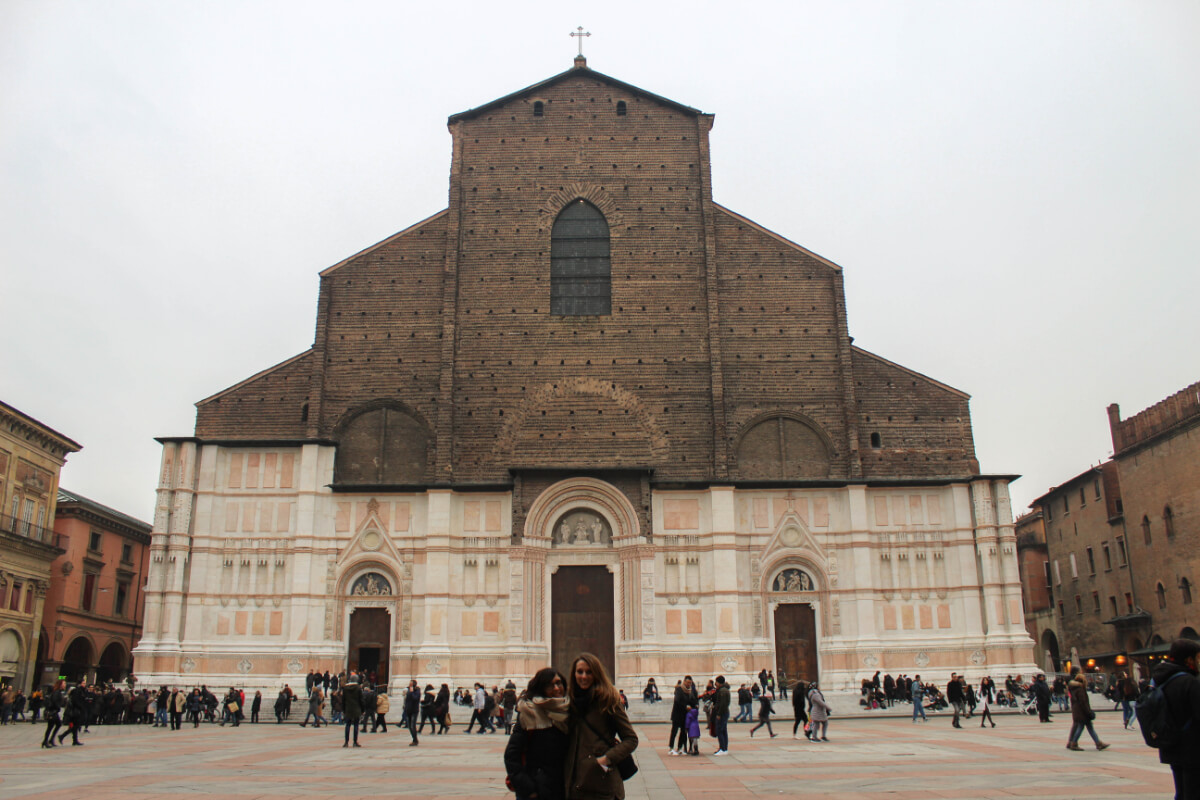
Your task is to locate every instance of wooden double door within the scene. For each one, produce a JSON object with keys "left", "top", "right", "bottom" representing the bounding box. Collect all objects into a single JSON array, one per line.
[
  {"left": 551, "top": 566, "right": 616, "bottom": 680},
  {"left": 774, "top": 603, "right": 819, "bottom": 688}
]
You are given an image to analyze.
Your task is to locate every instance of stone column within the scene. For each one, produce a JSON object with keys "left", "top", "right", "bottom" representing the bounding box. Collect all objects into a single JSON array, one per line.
[{"left": 416, "top": 490, "right": 453, "bottom": 682}]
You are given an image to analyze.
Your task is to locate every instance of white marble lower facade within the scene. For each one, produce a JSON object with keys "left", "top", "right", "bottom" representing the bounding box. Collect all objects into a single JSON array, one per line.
[{"left": 132, "top": 440, "right": 1036, "bottom": 695}]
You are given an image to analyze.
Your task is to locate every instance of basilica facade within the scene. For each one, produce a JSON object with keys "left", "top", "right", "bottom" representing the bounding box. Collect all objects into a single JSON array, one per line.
[{"left": 133, "top": 58, "right": 1034, "bottom": 695}]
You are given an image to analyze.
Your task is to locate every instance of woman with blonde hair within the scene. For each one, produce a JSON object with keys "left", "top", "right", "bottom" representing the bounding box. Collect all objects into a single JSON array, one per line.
[{"left": 565, "top": 653, "right": 638, "bottom": 800}]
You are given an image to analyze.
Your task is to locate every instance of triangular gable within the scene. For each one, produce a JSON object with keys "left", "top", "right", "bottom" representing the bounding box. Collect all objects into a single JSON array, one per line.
[
  {"left": 319, "top": 209, "right": 449, "bottom": 277},
  {"left": 447, "top": 63, "right": 704, "bottom": 123},
  {"left": 851, "top": 346, "right": 970, "bottom": 399},
  {"left": 759, "top": 507, "right": 827, "bottom": 576},
  {"left": 713, "top": 204, "right": 843, "bottom": 273},
  {"left": 196, "top": 350, "right": 313, "bottom": 407},
  {"left": 337, "top": 497, "right": 406, "bottom": 569}
]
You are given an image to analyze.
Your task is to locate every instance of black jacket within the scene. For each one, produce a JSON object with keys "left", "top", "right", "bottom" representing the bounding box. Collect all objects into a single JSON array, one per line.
[
  {"left": 670, "top": 685, "right": 696, "bottom": 725},
  {"left": 1151, "top": 660, "right": 1200, "bottom": 766},
  {"left": 504, "top": 718, "right": 569, "bottom": 800}
]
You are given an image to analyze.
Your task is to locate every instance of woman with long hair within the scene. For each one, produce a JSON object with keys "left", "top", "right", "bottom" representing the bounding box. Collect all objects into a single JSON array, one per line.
[
  {"left": 503, "top": 667, "right": 570, "bottom": 800},
  {"left": 41, "top": 680, "right": 65, "bottom": 748},
  {"left": 1065, "top": 666, "right": 1109, "bottom": 751},
  {"left": 435, "top": 683, "right": 451, "bottom": 733},
  {"left": 565, "top": 653, "right": 638, "bottom": 800},
  {"left": 668, "top": 676, "right": 697, "bottom": 755}
]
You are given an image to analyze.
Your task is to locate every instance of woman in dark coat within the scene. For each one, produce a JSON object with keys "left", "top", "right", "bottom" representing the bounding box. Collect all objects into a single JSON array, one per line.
[
  {"left": 41, "top": 680, "right": 65, "bottom": 748},
  {"left": 565, "top": 653, "right": 638, "bottom": 800},
  {"left": 791, "top": 680, "right": 809, "bottom": 738},
  {"left": 1066, "top": 667, "right": 1109, "bottom": 751},
  {"left": 503, "top": 668, "right": 570, "bottom": 800},
  {"left": 749, "top": 691, "right": 777, "bottom": 737},
  {"left": 668, "top": 676, "right": 697, "bottom": 755},
  {"left": 434, "top": 683, "right": 451, "bottom": 733}
]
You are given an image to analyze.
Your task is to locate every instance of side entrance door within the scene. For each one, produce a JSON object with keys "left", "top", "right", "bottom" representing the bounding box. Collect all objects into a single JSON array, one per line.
[{"left": 551, "top": 565, "right": 615, "bottom": 680}]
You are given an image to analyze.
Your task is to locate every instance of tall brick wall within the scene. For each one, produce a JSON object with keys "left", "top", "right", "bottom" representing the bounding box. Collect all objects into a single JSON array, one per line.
[
  {"left": 191, "top": 64, "right": 980, "bottom": 492},
  {"left": 1109, "top": 380, "right": 1200, "bottom": 455}
]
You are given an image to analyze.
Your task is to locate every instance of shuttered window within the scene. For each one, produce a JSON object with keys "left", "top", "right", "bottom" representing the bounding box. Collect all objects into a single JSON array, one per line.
[{"left": 551, "top": 200, "right": 611, "bottom": 316}]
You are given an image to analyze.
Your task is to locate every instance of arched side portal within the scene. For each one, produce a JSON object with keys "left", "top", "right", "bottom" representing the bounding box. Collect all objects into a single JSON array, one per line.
[
  {"left": 60, "top": 636, "right": 93, "bottom": 684},
  {"left": 761, "top": 563, "right": 827, "bottom": 689}
]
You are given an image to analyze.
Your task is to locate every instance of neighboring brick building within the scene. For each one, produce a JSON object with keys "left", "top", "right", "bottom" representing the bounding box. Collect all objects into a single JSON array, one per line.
[
  {"left": 135, "top": 58, "right": 1033, "bottom": 696},
  {"left": 0, "top": 400, "right": 81, "bottom": 693},
  {"left": 1021, "top": 380, "right": 1199, "bottom": 679},
  {"left": 39, "top": 489, "right": 151, "bottom": 686},
  {"left": 1032, "top": 462, "right": 1136, "bottom": 674},
  {"left": 1108, "top": 381, "right": 1200, "bottom": 658},
  {"left": 1014, "top": 509, "right": 1062, "bottom": 671}
]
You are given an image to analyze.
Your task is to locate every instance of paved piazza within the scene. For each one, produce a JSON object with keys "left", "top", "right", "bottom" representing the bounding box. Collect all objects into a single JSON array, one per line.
[{"left": 0, "top": 711, "right": 1174, "bottom": 799}]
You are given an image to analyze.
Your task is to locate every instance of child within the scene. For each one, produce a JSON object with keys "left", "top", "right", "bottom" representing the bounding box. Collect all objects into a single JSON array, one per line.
[{"left": 685, "top": 705, "right": 701, "bottom": 755}]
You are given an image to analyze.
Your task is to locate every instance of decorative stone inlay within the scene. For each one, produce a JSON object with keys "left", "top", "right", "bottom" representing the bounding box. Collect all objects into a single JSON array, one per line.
[
  {"left": 914, "top": 651, "right": 930, "bottom": 667},
  {"left": 181, "top": 657, "right": 196, "bottom": 673},
  {"left": 720, "top": 656, "right": 739, "bottom": 672},
  {"left": 236, "top": 658, "right": 253, "bottom": 674},
  {"left": 427, "top": 658, "right": 442, "bottom": 675},
  {"left": 351, "top": 572, "right": 392, "bottom": 596},
  {"left": 863, "top": 654, "right": 879, "bottom": 667},
  {"left": 970, "top": 650, "right": 986, "bottom": 665},
  {"left": 780, "top": 527, "right": 802, "bottom": 547},
  {"left": 360, "top": 530, "right": 382, "bottom": 551},
  {"left": 61, "top": 561, "right": 74, "bottom": 576},
  {"left": 553, "top": 510, "right": 612, "bottom": 547},
  {"left": 287, "top": 658, "right": 303, "bottom": 674}
]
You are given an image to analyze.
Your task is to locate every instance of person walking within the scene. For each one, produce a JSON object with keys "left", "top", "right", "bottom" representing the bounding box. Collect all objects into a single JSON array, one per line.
[
  {"left": 403, "top": 679, "right": 420, "bottom": 746},
  {"left": 749, "top": 690, "right": 777, "bottom": 738},
  {"left": 948, "top": 673, "right": 965, "bottom": 728},
  {"left": 300, "top": 685, "right": 325, "bottom": 727},
  {"left": 564, "top": 653, "right": 638, "bottom": 800},
  {"left": 668, "top": 676, "right": 697, "bottom": 755},
  {"left": 791, "top": 680, "right": 809, "bottom": 739},
  {"left": 978, "top": 678, "right": 996, "bottom": 728},
  {"left": 1065, "top": 666, "right": 1109, "bottom": 752},
  {"left": 342, "top": 673, "right": 363, "bottom": 747},
  {"left": 56, "top": 681, "right": 86, "bottom": 746},
  {"left": 807, "top": 681, "right": 831, "bottom": 742},
  {"left": 41, "top": 680, "right": 65, "bottom": 748},
  {"left": 437, "top": 683, "right": 453, "bottom": 733},
  {"left": 1149, "top": 638, "right": 1200, "bottom": 799},
  {"left": 911, "top": 675, "right": 927, "bottom": 722},
  {"left": 373, "top": 686, "right": 390, "bottom": 733},
  {"left": 503, "top": 667, "right": 569, "bottom": 800}
]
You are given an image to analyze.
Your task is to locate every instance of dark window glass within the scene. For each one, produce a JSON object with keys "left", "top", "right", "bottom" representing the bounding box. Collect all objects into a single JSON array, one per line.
[
  {"left": 551, "top": 200, "right": 611, "bottom": 316},
  {"left": 616, "top": 100, "right": 627, "bottom": 116},
  {"left": 533, "top": 101, "right": 544, "bottom": 117}
]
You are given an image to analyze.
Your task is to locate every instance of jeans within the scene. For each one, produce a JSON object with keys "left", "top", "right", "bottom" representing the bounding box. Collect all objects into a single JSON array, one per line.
[
  {"left": 156, "top": 707, "right": 168, "bottom": 726},
  {"left": 1069, "top": 720, "right": 1101, "bottom": 746},
  {"left": 344, "top": 718, "right": 359, "bottom": 744},
  {"left": 913, "top": 698, "right": 926, "bottom": 720},
  {"left": 714, "top": 715, "right": 729, "bottom": 751},
  {"left": 750, "top": 717, "right": 774, "bottom": 736},
  {"left": 1121, "top": 699, "right": 1134, "bottom": 727},
  {"left": 735, "top": 702, "right": 752, "bottom": 722}
]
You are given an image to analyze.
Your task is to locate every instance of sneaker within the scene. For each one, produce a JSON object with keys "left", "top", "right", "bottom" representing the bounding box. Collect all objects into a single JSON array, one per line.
[
  {"left": 668, "top": 749, "right": 678, "bottom": 756},
  {"left": 712, "top": 749, "right": 727, "bottom": 756}
]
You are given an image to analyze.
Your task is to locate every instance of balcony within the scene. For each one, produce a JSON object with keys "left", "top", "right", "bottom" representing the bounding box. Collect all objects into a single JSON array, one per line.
[{"left": 0, "top": 513, "right": 64, "bottom": 548}]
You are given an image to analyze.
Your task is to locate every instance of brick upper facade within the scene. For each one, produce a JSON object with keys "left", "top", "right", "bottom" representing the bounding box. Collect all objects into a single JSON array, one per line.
[{"left": 193, "top": 62, "right": 980, "bottom": 491}]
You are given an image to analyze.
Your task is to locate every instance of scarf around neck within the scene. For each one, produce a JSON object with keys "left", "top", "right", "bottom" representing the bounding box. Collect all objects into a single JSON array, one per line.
[{"left": 518, "top": 696, "right": 569, "bottom": 732}]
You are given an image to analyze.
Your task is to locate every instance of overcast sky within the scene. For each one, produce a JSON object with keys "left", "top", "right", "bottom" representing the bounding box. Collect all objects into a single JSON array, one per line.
[{"left": 2, "top": 0, "right": 1197, "bottom": 524}]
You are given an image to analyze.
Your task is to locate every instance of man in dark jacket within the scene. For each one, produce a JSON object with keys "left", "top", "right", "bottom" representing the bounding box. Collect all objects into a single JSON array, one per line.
[
  {"left": 1152, "top": 638, "right": 1200, "bottom": 800},
  {"left": 947, "top": 673, "right": 965, "bottom": 728},
  {"left": 342, "top": 673, "right": 363, "bottom": 747},
  {"left": 1032, "top": 673, "right": 1053, "bottom": 722},
  {"left": 713, "top": 676, "right": 731, "bottom": 755}
]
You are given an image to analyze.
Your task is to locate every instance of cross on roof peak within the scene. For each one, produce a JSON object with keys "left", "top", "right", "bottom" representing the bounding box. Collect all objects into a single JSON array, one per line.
[{"left": 571, "top": 26, "right": 591, "bottom": 63}]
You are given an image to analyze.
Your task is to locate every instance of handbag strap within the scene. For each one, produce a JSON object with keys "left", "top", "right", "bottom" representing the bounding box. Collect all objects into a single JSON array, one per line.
[{"left": 580, "top": 711, "right": 619, "bottom": 745}]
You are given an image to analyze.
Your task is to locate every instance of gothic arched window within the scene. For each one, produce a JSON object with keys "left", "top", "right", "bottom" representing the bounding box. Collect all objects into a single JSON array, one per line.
[
  {"left": 335, "top": 405, "right": 430, "bottom": 485},
  {"left": 1142, "top": 515, "right": 1152, "bottom": 545},
  {"left": 551, "top": 200, "right": 611, "bottom": 316},
  {"left": 1164, "top": 506, "right": 1175, "bottom": 537},
  {"left": 1182, "top": 577, "right": 1193, "bottom": 606},
  {"left": 1156, "top": 582, "right": 1167, "bottom": 609}
]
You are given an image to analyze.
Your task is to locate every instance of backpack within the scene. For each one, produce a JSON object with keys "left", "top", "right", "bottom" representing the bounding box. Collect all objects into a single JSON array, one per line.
[
  {"left": 483, "top": 692, "right": 495, "bottom": 713},
  {"left": 1135, "top": 671, "right": 1191, "bottom": 749}
]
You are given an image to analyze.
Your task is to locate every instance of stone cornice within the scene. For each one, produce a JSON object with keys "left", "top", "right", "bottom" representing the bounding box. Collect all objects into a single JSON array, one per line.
[{"left": 0, "top": 401, "right": 82, "bottom": 459}]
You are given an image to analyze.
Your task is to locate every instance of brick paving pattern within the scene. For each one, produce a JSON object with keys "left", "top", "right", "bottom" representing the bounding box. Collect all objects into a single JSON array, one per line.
[{"left": 0, "top": 710, "right": 1173, "bottom": 799}]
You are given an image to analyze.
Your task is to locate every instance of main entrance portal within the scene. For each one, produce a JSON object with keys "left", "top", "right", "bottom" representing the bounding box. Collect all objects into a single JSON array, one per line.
[
  {"left": 774, "top": 603, "right": 818, "bottom": 689},
  {"left": 347, "top": 607, "right": 391, "bottom": 684},
  {"left": 551, "top": 566, "right": 615, "bottom": 680}
]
